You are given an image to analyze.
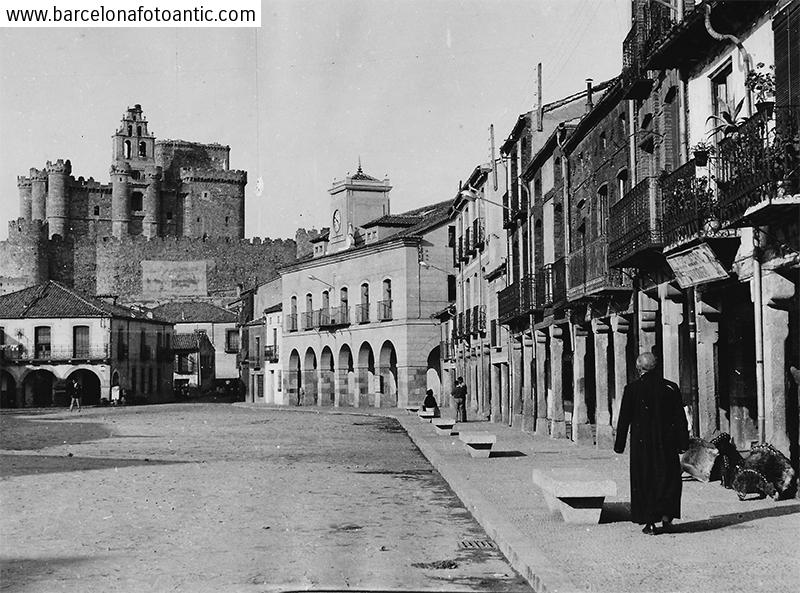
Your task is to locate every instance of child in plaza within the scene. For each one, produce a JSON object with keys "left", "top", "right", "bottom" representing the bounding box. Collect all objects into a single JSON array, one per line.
[{"left": 422, "top": 389, "right": 440, "bottom": 418}]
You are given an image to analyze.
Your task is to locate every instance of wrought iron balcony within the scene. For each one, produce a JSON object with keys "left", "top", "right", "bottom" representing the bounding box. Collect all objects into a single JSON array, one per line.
[
  {"left": 537, "top": 258, "right": 566, "bottom": 308},
  {"left": 302, "top": 311, "right": 315, "bottom": 330},
  {"left": 621, "top": 24, "right": 653, "bottom": 100},
  {"left": 608, "top": 176, "right": 662, "bottom": 267},
  {"left": 497, "top": 282, "right": 521, "bottom": 324},
  {"left": 473, "top": 218, "right": 486, "bottom": 249},
  {"left": 1, "top": 344, "right": 111, "bottom": 362},
  {"left": 464, "top": 308, "right": 472, "bottom": 337},
  {"left": 440, "top": 340, "right": 455, "bottom": 362},
  {"left": 465, "top": 227, "right": 475, "bottom": 256},
  {"left": 264, "top": 344, "right": 279, "bottom": 363},
  {"left": 502, "top": 191, "right": 515, "bottom": 229},
  {"left": 716, "top": 106, "right": 800, "bottom": 227},
  {"left": 326, "top": 305, "right": 350, "bottom": 327},
  {"left": 567, "top": 237, "right": 632, "bottom": 301},
  {"left": 470, "top": 305, "right": 486, "bottom": 335},
  {"left": 287, "top": 313, "right": 298, "bottom": 332},
  {"left": 520, "top": 273, "right": 536, "bottom": 313},
  {"left": 355, "top": 303, "right": 370, "bottom": 324},
  {"left": 377, "top": 299, "right": 393, "bottom": 321}
]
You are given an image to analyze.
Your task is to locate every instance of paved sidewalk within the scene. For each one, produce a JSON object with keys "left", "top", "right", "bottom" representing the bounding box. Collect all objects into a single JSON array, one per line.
[
  {"left": 237, "top": 403, "right": 799, "bottom": 593},
  {"left": 392, "top": 408, "right": 800, "bottom": 593}
]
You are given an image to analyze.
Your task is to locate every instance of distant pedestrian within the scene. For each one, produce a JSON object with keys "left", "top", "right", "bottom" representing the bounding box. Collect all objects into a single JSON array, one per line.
[
  {"left": 422, "top": 389, "right": 440, "bottom": 418},
  {"left": 297, "top": 386, "right": 304, "bottom": 406},
  {"left": 110, "top": 384, "right": 121, "bottom": 406},
  {"left": 453, "top": 377, "right": 467, "bottom": 423},
  {"left": 68, "top": 379, "right": 82, "bottom": 412},
  {"left": 614, "top": 352, "right": 689, "bottom": 535}
]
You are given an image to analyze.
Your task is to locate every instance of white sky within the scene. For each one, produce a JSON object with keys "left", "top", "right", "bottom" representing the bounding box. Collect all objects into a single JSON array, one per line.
[{"left": 0, "top": 0, "right": 631, "bottom": 241}]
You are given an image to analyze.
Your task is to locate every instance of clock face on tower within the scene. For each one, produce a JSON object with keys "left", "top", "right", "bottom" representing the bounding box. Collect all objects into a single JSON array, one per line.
[{"left": 332, "top": 209, "right": 341, "bottom": 233}]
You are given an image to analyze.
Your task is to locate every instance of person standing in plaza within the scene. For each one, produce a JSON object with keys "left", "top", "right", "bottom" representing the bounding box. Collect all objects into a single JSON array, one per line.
[
  {"left": 68, "top": 378, "right": 82, "bottom": 412},
  {"left": 453, "top": 377, "right": 467, "bottom": 423},
  {"left": 614, "top": 352, "right": 689, "bottom": 535}
]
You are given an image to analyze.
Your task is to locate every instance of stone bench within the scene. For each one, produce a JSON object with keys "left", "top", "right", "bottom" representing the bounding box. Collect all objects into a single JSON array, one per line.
[
  {"left": 432, "top": 419, "right": 458, "bottom": 436},
  {"left": 531, "top": 468, "right": 617, "bottom": 524},
  {"left": 418, "top": 409, "right": 436, "bottom": 422},
  {"left": 458, "top": 431, "right": 497, "bottom": 458},
  {"left": 405, "top": 406, "right": 420, "bottom": 414}
]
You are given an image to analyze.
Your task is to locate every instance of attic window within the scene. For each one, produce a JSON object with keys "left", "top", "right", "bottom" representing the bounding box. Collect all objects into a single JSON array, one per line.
[
  {"left": 166, "top": 211, "right": 173, "bottom": 221},
  {"left": 93, "top": 206, "right": 100, "bottom": 216}
]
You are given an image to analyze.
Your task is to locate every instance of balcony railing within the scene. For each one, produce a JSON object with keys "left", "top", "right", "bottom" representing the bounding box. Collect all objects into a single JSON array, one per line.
[
  {"left": 465, "top": 227, "right": 475, "bottom": 256},
  {"left": 1, "top": 344, "right": 111, "bottom": 362},
  {"left": 287, "top": 313, "right": 298, "bottom": 332},
  {"left": 621, "top": 24, "right": 653, "bottom": 100},
  {"left": 440, "top": 340, "right": 455, "bottom": 362},
  {"left": 377, "top": 299, "right": 393, "bottom": 321},
  {"left": 520, "top": 273, "right": 536, "bottom": 312},
  {"left": 320, "top": 305, "right": 350, "bottom": 327},
  {"left": 264, "top": 344, "right": 279, "bottom": 363},
  {"left": 567, "top": 237, "right": 632, "bottom": 301},
  {"left": 498, "top": 282, "right": 520, "bottom": 324},
  {"left": 538, "top": 258, "right": 566, "bottom": 307},
  {"left": 639, "top": 0, "right": 675, "bottom": 66},
  {"left": 502, "top": 191, "right": 515, "bottom": 229},
  {"left": 355, "top": 303, "right": 370, "bottom": 324},
  {"left": 473, "top": 218, "right": 485, "bottom": 249},
  {"left": 470, "top": 305, "right": 486, "bottom": 335},
  {"left": 302, "top": 311, "right": 315, "bottom": 330},
  {"left": 609, "top": 177, "right": 662, "bottom": 267},
  {"left": 716, "top": 106, "right": 800, "bottom": 226},
  {"left": 464, "top": 308, "right": 472, "bottom": 337}
]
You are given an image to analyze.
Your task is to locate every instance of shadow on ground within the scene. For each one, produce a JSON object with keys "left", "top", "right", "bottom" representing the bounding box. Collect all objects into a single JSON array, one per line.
[
  {"left": 0, "top": 556, "right": 97, "bottom": 593},
  {"left": 0, "top": 453, "right": 188, "bottom": 478},
  {"left": 0, "top": 415, "right": 114, "bottom": 450},
  {"left": 671, "top": 503, "right": 800, "bottom": 533},
  {"left": 489, "top": 450, "right": 527, "bottom": 458}
]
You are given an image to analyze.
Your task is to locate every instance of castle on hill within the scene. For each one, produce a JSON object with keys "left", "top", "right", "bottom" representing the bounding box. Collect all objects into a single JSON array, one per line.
[{"left": 1, "top": 105, "right": 298, "bottom": 302}]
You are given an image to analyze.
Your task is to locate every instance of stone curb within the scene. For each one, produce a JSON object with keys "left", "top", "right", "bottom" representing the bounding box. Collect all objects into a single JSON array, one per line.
[{"left": 395, "top": 414, "right": 579, "bottom": 593}]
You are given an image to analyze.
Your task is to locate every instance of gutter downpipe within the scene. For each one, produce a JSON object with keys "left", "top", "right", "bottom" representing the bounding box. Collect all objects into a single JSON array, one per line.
[{"left": 703, "top": 4, "right": 765, "bottom": 443}]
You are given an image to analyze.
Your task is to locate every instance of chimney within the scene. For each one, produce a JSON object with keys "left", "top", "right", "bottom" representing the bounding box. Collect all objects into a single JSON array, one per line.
[
  {"left": 585, "top": 78, "right": 594, "bottom": 113},
  {"left": 536, "top": 63, "right": 543, "bottom": 132}
]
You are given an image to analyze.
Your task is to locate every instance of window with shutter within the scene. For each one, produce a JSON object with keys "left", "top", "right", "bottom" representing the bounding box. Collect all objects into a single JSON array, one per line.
[{"left": 773, "top": 2, "right": 800, "bottom": 108}]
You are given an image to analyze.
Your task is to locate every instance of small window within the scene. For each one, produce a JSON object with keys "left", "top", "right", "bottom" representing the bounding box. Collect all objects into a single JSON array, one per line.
[
  {"left": 124, "top": 140, "right": 132, "bottom": 159},
  {"left": 136, "top": 125, "right": 142, "bottom": 136},
  {"left": 617, "top": 169, "right": 629, "bottom": 201},
  {"left": 127, "top": 125, "right": 133, "bottom": 136},
  {"left": 34, "top": 326, "right": 51, "bottom": 357},
  {"left": 130, "top": 170, "right": 140, "bottom": 180},
  {"left": 599, "top": 132, "right": 607, "bottom": 151},
  {"left": 138, "top": 141, "right": 147, "bottom": 158},
  {"left": 0, "top": 326, "right": 5, "bottom": 345},
  {"left": 225, "top": 329, "right": 240, "bottom": 353},
  {"left": 73, "top": 325, "right": 90, "bottom": 358},
  {"left": 93, "top": 205, "right": 100, "bottom": 216},
  {"left": 202, "top": 191, "right": 209, "bottom": 199},
  {"left": 131, "top": 192, "right": 143, "bottom": 212},
  {"left": 225, "top": 216, "right": 229, "bottom": 225},
  {"left": 166, "top": 211, "right": 173, "bottom": 221}
]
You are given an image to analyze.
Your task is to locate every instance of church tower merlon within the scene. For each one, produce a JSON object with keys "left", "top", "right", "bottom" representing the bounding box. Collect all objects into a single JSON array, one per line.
[
  {"left": 46, "top": 159, "right": 71, "bottom": 238},
  {"left": 142, "top": 166, "right": 162, "bottom": 238},
  {"left": 111, "top": 161, "right": 132, "bottom": 238},
  {"left": 112, "top": 104, "right": 156, "bottom": 173},
  {"left": 30, "top": 168, "right": 48, "bottom": 222},
  {"left": 17, "top": 175, "right": 32, "bottom": 221}
]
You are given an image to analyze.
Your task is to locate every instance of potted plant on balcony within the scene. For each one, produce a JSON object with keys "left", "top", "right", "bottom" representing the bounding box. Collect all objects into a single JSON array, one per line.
[
  {"left": 691, "top": 141, "right": 715, "bottom": 167},
  {"left": 745, "top": 63, "right": 775, "bottom": 118},
  {"left": 706, "top": 97, "right": 746, "bottom": 139}
]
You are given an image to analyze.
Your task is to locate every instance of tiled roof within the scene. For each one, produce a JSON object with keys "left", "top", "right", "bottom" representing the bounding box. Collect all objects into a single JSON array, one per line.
[
  {"left": 0, "top": 281, "right": 167, "bottom": 322},
  {"left": 171, "top": 333, "right": 201, "bottom": 351},
  {"left": 362, "top": 215, "right": 422, "bottom": 229},
  {"left": 263, "top": 303, "right": 283, "bottom": 314},
  {"left": 350, "top": 163, "right": 379, "bottom": 182},
  {"left": 149, "top": 301, "right": 237, "bottom": 324}
]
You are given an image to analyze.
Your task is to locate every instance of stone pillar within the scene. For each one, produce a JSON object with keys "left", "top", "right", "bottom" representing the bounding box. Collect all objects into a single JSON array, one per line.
[
  {"left": 548, "top": 324, "right": 567, "bottom": 438},
  {"left": 142, "top": 167, "right": 161, "bottom": 239},
  {"left": 758, "top": 272, "right": 795, "bottom": 457},
  {"left": 535, "top": 330, "right": 548, "bottom": 435},
  {"left": 522, "top": 333, "right": 535, "bottom": 432},
  {"left": 611, "top": 315, "right": 630, "bottom": 431},
  {"left": 482, "top": 345, "right": 492, "bottom": 421},
  {"left": 17, "top": 176, "right": 32, "bottom": 220},
  {"left": 593, "top": 318, "right": 613, "bottom": 449},
  {"left": 46, "top": 159, "right": 71, "bottom": 238},
  {"left": 398, "top": 365, "right": 425, "bottom": 407},
  {"left": 442, "top": 368, "right": 453, "bottom": 410},
  {"left": 318, "top": 368, "right": 334, "bottom": 407},
  {"left": 695, "top": 292, "right": 720, "bottom": 439},
  {"left": 30, "top": 168, "right": 48, "bottom": 223},
  {"left": 511, "top": 341, "right": 524, "bottom": 428},
  {"left": 15, "top": 384, "right": 25, "bottom": 409},
  {"left": 572, "top": 324, "right": 592, "bottom": 443},
  {"left": 111, "top": 162, "right": 132, "bottom": 238},
  {"left": 659, "top": 283, "right": 684, "bottom": 384},
  {"left": 638, "top": 291, "right": 659, "bottom": 356},
  {"left": 490, "top": 362, "right": 501, "bottom": 423},
  {"left": 501, "top": 362, "right": 510, "bottom": 425}
]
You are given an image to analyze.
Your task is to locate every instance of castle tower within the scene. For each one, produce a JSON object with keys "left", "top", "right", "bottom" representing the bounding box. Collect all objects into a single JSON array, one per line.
[
  {"left": 17, "top": 176, "right": 32, "bottom": 220},
  {"left": 46, "top": 159, "right": 71, "bottom": 238},
  {"left": 30, "top": 168, "right": 47, "bottom": 222},
  {"left": 112, "top": 104, "right": 156, "bottom": 174},
  {"left": 142, "top": 166, "right": 162, "bottom": 238},
  {"left": 111, "top": 162, "right": 131, "bottom": 238},
  {"left": 327, "top": 162, "right": 392, "bottom": 253}
]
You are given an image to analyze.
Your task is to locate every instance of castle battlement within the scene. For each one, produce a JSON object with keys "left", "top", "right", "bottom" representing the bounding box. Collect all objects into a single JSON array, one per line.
[
  {"left": 94, "top": 233, "right": 291, "bottom": 248},
  {"left": 17, "top": 176, "right": 31, "bottom": 188},
  {"left": 179, "top": 167, "right": 247, "bottom": 185},
  {"left": 157, "top": 139, "right": 231, "bottom": 150},
  {"left": 29, "top": 168, "right": 47, "bottom": 181},
  {"left": 45, "top": 159, "right": 72, "bottom": 175},
  {"left": 6, "top": 218, "right": 48, "bottom": 241}
]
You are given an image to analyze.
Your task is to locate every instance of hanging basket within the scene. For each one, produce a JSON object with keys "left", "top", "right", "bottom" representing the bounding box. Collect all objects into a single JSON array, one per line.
[{"left": 693, "top": 150, "right": 709, "bottom": 167}]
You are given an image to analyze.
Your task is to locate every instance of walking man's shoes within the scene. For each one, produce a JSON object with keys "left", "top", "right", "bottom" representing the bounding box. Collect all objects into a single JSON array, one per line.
[{"left": 641, "top": 523, "right": 656, "bottom": 535}]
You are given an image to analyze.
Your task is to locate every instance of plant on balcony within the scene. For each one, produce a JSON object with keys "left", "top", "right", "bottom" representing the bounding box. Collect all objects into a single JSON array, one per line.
[
  {"left": 663, "top": 173, "right": 717, "bottom": 227},
  {"left": 691, "top": 141, "right": 715, "bottom": 167},
  {"left": 706, "top": 97, "right": 746, "bottom": 138},
  {"left": 745, "top": 63, "right": 775, "bottom": 115}
]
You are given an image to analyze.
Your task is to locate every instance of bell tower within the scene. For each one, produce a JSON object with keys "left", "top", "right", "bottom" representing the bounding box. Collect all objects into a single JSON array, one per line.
[{"left": 111, "top": 104, "right": 156, "bottom": 174}]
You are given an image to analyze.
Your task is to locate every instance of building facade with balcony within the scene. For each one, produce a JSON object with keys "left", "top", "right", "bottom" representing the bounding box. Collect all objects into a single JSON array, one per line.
[
  {"left": 450, "top": 160, "right": 509, "bottom": 422},
  {"left": 243, "top": 301, "right": 284, "bottom": 404},
  {"left": 171, "top": 331, "right": 215, "bottom": 393},
  {"left": 0, "top": 281, "right": 173, "bottom": 407},
  {"left": 279, "top": 166, "right": 453, "bottom": 408}
]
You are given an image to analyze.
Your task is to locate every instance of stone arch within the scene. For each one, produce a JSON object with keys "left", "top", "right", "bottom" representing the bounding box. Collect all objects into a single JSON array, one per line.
[
  {"left": 427, "top": 345, "right": 442, "bottom": 398},
  {"left": 320, "top": 346, "right": 335, "bottom": 406},
  {"left": 378, "top": 340, "right": 398, "bottom": 408},
  {"left": 288, "top": 349, "right": 301, "bottom": 404},
  {"left": 338, "top": 344, "right": 355, "bottom": 407},
  {"left": 303, "top": 347, "right": 318, "bottom": 405},
  {"left": 66, "top": 368, "right": 103, "bottom": 406},
  {"left": 23, "top": 369, "right": 58, "bottom": 407},
  {"left": 1, "top": 370, "right": 18, "bottom": 408},
  {"left": 357, "top": 341, "right": 376, "bottom": 407}
]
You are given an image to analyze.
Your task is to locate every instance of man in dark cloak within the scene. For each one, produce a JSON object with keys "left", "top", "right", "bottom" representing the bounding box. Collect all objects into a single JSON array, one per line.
[{"left": 614, "top": 352, "right": 689, "bottom": 535}]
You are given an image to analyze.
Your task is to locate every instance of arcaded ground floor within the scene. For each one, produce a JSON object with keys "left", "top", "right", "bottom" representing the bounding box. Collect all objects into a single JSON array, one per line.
[{"left": 0, "top": 404, "right": 529, "bottom": 593}]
